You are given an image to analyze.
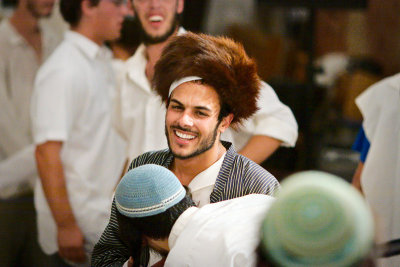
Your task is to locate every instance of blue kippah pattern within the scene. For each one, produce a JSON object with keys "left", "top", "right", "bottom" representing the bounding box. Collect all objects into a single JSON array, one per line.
[{"left": 115, "top": 164, "right": 186, "bottom": 218}]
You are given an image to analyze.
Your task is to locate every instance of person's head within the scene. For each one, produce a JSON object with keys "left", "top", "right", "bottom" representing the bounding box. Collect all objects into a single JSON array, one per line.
[
  {"left": 19, "top": 0, "right": 55, "bottom": 18},
  {"left": 60, "top": 0, "right": 128, "bottom": 42},
  {"left": 115, "top": 164, "right": 195, "bottom": 257},
  {"left": 258, "top": 171, "right": 375, "bottom": 267},
  {"left": 153, "top": 32, "right": 260, "bottom": 159},
  {"left": 131, "top": 0, "right": 184, "bottom": 45}
]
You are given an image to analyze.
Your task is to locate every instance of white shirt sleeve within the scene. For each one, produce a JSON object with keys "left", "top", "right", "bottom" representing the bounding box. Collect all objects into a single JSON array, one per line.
[
  {"left": 0, "top": 145, "right": 37, "bottom": 199},
  {"left": 232, "top": 81, "right": 298, "bottom": 149},
  {"left": 31, "top": 64, "right": 84, "bottom": 145},
  {"left": 0, "top": 54, "right": 31, "bottom": 156}
]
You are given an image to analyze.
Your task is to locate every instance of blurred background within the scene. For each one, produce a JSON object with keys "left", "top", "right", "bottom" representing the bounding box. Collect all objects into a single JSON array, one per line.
[{"left": 1, "top": 0, "right": 397, "bottom": 181}]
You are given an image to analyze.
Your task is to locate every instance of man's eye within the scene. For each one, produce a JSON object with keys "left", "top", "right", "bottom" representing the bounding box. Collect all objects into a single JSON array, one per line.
[
  {"left": 171, "top": 105, "right": 183, "bottom": 110},
  {"left": 196, "top": 111, "right": 207, "bottom": 117}
]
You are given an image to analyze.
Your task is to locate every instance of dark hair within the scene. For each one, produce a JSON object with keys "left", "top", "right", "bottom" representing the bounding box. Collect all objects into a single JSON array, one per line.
[
  {"left": 116, "top": 192, "right": 195, "bottom": 241},
  {"left": 60, "top": 0, "right": 100, "bottom": 27},
  {"left": 153, "top": 32, "right": 261, "bottom": 127}
]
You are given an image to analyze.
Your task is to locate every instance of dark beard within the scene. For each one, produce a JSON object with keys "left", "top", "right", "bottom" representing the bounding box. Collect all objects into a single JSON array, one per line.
[
  {"left": 133, "top": 12, "right": 180, "bottom": 45},
  {"left": 165, "top": 122, "right": 221, "bottom": 160}
]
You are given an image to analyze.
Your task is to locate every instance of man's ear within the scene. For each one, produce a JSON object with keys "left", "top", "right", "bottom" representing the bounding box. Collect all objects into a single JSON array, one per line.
[
  {"left": 81, "top": 0, "right": 96, "bottom": 17},
  {"left": 218, "top": 113, "right": 234, "bottom": 134},
  {"left": 177, "top": 0, "right": 184, "bottom": 15}
]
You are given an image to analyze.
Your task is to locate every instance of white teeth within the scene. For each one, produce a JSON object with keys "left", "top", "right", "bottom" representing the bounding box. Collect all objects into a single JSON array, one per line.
[
  {"left": 175, "top": 131, "right": 195, "bottom": 140},
  {"left": 149, "top": 15, "right": 163, "bottom": 22}
]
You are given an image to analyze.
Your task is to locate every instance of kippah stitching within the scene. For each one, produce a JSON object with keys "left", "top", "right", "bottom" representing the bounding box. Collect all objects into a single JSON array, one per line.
[{"left": 116, "top": 187, "right": 185, "bottom": 214}]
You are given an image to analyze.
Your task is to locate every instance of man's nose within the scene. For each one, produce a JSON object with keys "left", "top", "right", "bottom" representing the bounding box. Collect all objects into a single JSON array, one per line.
[
  {"left": 179, "top": 113, "right": 194, "bottom": 127},
  {"left": 149, "top": 0, "right": 162, "bottom": 8}
]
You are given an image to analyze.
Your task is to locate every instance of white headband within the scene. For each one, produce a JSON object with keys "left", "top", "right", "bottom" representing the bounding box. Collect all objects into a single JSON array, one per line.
[{"left": 168, "top": 76, "right": 202, "bottom": 97}]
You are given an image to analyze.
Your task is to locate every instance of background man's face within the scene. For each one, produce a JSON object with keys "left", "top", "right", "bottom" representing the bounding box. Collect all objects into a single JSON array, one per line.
[
  {"left": 132, "top": 0, "right": 183, "bottom": 44},
  {"left": 26, "top": 0, "right": 55, "bottom": 18},
  {"left": 165, "top": 82, "right": 225, "bottom": 160},
  {"left": 92, "top": 0, "right": 129, "bottom": 42}
]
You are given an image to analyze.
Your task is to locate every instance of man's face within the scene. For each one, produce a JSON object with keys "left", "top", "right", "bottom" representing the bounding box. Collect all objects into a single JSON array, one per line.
[
  {"left": 26, "top": 0, "right": 55, "bottom": 18},
  {"left": 145, "top": 237, "right": 169, "bottom": 257},
  {"left": 91, "top": 0, "right": 129, "bottom": 43},
  {"left": 165, "top": 82, "right": 231, "bottom": 160},
  {"left": 132, "top": 0, "right": 183, "bottom": 44}
]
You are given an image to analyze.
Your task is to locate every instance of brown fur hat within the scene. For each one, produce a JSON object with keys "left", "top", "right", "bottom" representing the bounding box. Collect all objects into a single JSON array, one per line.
[{"left": 153, "top": 32, "right": 260, "bottom": 126}]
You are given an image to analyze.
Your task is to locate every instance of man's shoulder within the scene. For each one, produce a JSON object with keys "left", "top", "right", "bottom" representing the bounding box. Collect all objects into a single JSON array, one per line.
[
  {"left": 220, "top": 148, "right": 279, "bottom": 195},
  {"left": 225, "top": 147, "right": 268, "bottom": 174},
  {"left": 38, "top": 39, "right": 89, "bottom": 78},
  {"left": 129, "top": 149, "right": 171, "bottom": 169},
  {"left": 0, "top": 20, "right": 16, "bottom": 50}
]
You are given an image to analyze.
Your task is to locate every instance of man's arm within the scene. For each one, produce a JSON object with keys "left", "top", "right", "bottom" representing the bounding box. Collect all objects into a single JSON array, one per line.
[
  {"left": 352, "top": 161, "right": 364, "bottom": 194},
  {"left": 92, "top": 152, "right": 160, "bottom": 266},
  {"left": 0, "top": 56, "right": 31, "bottom": 156},
  {"left": 0, "top": 145, "right": 37, "bottom": 199},
  {"left": 238, "top": 135, "right": 281, "bottom": 164},
  {"left": 35, "top": 141, "right": 86, "bottom": 263},
  {"left": 91, "top": 200, "right": 131, "bottom": 266},
  {"left": 233, "top": 81, "right": 298, "bottom": 164}
]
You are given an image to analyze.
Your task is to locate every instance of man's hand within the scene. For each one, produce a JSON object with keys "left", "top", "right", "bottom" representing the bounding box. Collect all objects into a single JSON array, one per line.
[
  {"left": 35, "top": 141, "right": 86, "bottom": 263},
  {"left": 57, "top": 223, "right": 86, "bottom": 263}
]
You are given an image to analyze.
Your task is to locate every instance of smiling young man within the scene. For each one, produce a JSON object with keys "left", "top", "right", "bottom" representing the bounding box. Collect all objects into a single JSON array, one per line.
[
  {"left": 113, "top": 0, "right": 298, "bottom": 168},
  {"left": 92, "top": 32, "right": 280, "bottom": 266},
  {"left": 31, "top": 0, "right": 128, "bottom": 265}
]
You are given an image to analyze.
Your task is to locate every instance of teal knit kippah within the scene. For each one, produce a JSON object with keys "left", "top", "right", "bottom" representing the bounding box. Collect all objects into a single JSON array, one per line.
[
  {"left": 261, "top": 171, "right": 374, "bottom": 267},
  {"left": 115, "top": 164, "right": 186, "bottom": 218}
]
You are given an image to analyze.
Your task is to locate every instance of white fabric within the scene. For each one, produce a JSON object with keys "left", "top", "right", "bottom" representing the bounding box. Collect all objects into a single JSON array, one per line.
[
  {"left": 227, "top": 80, "right": 298, "bottom": 150},
  {"left": 0, "top": 145, "right": 36, "bottom": 198},
  {"left": 187, "top": 152, "right": 225, "bottom": 207},
  {"left": 165, "top": 194, "right": 275, "bottom": 267},
  {"left": 168, "top": 76, "right": 202, "bottom": 96},
  {"left": 0, "top": 19, "right": 60, "bottom": 198},
  {"left": 31, "top": 31, "right": 126, "bottom": 256},
  {"left": 143, "top": 153, "right": 225, "bottom": 266},
  {"left": 356, "top": 73, "right": 400, "bottom": 267},
  {"left": 114, "top": 27, "right": 298, "bottom": 162}
]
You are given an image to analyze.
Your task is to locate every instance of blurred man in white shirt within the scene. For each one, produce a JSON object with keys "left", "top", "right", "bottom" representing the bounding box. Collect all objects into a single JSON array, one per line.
[
  {"left": 31, "top": 0, "right": 128, "bottom": 265},
  {"left": 0, "top": 0, "right": 61, "bottom": 265}
]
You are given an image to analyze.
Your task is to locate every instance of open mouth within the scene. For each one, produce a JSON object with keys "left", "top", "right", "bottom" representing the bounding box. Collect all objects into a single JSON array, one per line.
[
  {"left": 149, "top": 15, "right": 163, "bottom": 23},
  {"left": 174, "top": 130, "right": 196, "bottom": 140}
]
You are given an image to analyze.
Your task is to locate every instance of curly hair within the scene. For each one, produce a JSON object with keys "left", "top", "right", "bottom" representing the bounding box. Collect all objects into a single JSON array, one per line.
[{"left": 153, "top": 32, "right": 261, "bottom": 126}]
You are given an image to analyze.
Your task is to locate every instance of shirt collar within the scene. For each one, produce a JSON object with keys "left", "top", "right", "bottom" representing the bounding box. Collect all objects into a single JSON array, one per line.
[
  {"left": 188, "top": 152, "right": 226, "bottom": 192},
  {"left": 168, "top": 206, "right": 198, "bottom": 249},
  {"left": 126, "top": 27, "right": 186, "bottom": 90},
  {"left": 3, "top": 19, "right": 25, "bottom": 46},
  {"left": 65, "top": 30, "right": 111, "bottom": 60}
]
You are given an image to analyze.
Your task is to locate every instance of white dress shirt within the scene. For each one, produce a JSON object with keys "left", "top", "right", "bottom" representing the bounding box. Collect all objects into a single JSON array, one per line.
[
  {"left": 165, "top": 194, "right": 276, "bottom": 267},
  {"left": 31, "top": 31, "right": 126, "bottom": 257},
  {"left": 356, "top": 73, "right": 400, "bottom": 267},
  {"left": 114, "top": 28, "right": 298, "bottom": 162},
  {"left": 0, "top": 19, "right": 60, "bottom": 198},
  {"left": 144, "top": 153, "right": 226, "bottom": 267},
  {"left": 188, "top": 152, "right": 225, "bottom": 207}
]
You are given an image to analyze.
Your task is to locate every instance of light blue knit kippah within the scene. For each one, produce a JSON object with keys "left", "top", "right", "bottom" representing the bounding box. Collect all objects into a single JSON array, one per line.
[
  {"left": 115, "top": 164, "right": 186, "bottom": 218},
  {"left": 261, "top": 171, "right": 374, "bottom": 267}
]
